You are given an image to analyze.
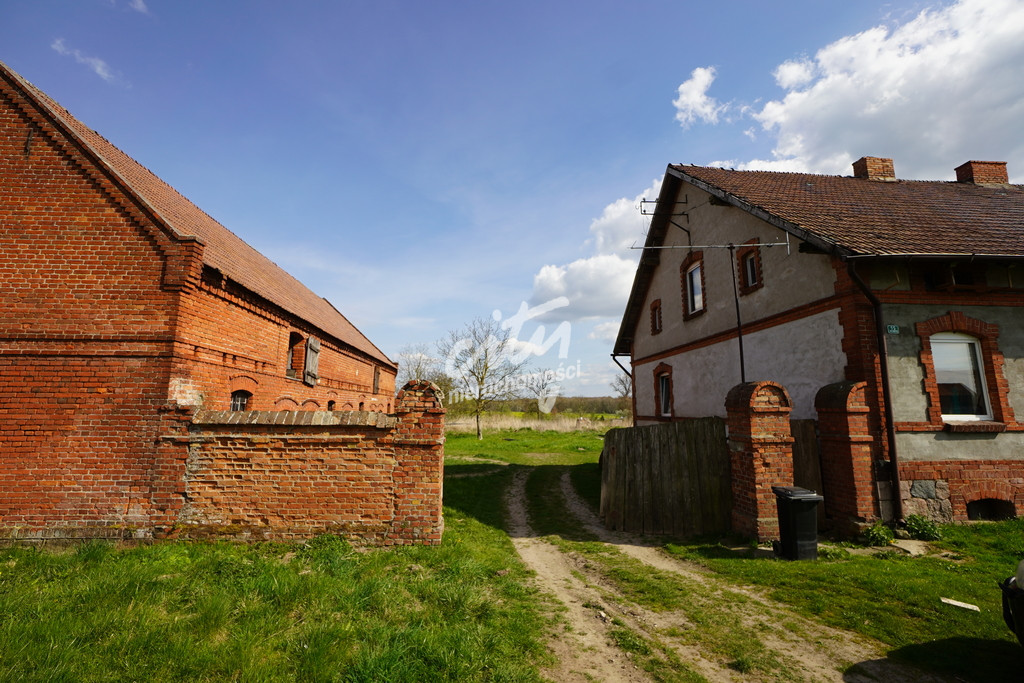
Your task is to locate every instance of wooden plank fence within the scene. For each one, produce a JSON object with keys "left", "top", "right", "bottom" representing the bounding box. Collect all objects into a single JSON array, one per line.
[
  {"left": 600, "top": 418, "right": 731, "bottom": 537},
  {"left": 600, "top": 418, "right": 822, "bottom": 537}
]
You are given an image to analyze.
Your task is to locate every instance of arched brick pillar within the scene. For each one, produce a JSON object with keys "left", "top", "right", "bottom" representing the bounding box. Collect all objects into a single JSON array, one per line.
[
  {"left": 815, "top": 381, "right": 879, "bottom": 532},
  {"left": 725, "top": 381, "right": 794, "bottom": 541}
]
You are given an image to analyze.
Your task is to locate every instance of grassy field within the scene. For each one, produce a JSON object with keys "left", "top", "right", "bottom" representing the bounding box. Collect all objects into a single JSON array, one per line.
[
  {"left": 0, "top": 474, "right": 549, "bottom": 682},
  {"left": 2, "top": 427, "right": 1022, "bottom": 681}
]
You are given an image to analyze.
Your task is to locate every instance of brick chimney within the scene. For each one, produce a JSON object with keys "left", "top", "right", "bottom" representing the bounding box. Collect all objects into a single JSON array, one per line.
[
  {"left": 852, "top": 156, "right": 896, "bottom": 181},
  {"left": 955, "top": 160, "right": 1008, "bottom": 184}
]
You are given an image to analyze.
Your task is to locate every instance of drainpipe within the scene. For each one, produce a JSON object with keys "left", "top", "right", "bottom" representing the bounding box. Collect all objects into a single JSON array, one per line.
[{"left": 846, "top": 261, "right": 904, "bottom": 522}]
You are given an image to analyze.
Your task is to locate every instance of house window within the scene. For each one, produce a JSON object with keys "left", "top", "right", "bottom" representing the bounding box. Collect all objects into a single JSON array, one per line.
[
  {"left": 650, "top": 299, "right": 663, "bottom": 335},
  {"left": 930, "top": 333, "right": 991, "bottom": 420},
  {"left": 230, "top": 390, "right": 252, "bottom": 411},
  {"left": 915, "top": 312, "right": 1013, "bottom": 427},
  {"left": 737, "top": 240, "right": 763, "bottom": 295},
  {"left": 652, "top": 362, "right": 673, "bottom": 418},
  {"left": 743, "top": 253, "right": 757, "bottom": 286},
  {"left": 680, "top": 251, "right": 705, "bottom": 319}
]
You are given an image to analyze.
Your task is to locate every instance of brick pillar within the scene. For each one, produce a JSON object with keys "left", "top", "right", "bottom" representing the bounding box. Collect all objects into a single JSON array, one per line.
[
  {"left": 815, "top": 381, "right": 878, "bottom": 533},
  {"left": 725, "top": 381, "right": 794, "bottom": 541},
  {"left": 389, "top": 380, "right": 446, "bottom": 545}
]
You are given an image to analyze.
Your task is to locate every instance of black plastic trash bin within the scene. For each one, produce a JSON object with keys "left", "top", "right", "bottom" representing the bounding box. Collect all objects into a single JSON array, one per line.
[{"left": 771, "top": 485, "right": 823, "bottom": 560}]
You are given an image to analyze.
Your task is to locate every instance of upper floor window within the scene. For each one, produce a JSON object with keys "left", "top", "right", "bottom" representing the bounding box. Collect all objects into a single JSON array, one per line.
[
  {"left": 681, "top": 251, "right": 705, "bottom": 319},
  {"left": 230, "top": 390, "right": 252, "bottom": 411},
  {"left": 737, "top": 240, "right": 764, "bottom": 295},
  {"left": 650, "top": 299, "right": 663, "bottom": 335},
  {"left": 931, "top": 332, "right": 991, "bottom": 420}
]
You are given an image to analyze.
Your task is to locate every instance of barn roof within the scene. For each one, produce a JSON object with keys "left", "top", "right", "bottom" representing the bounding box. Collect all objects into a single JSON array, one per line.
[{"left": 1, "top": 61, "right": 394, "bottom": 368}]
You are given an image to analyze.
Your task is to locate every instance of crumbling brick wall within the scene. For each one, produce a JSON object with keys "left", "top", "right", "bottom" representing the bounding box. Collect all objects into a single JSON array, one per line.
[{"left": 174, "top": 380, "right": 445, "bottom": 544}]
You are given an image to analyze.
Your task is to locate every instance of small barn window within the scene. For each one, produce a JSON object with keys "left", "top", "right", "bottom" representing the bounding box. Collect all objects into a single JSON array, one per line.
[
  {"left": 230, "top": 390, "right": 252, "bottom": 411},
  {"left": 287, "top": 332, "right": 304, "bottom": 379}
]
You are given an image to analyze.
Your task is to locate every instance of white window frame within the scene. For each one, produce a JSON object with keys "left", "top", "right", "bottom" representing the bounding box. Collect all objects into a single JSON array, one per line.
[
  {"left": 658, "top": 374, "right": 671, "bottom": 417},
  {"left": 686, "top": 262, "right": 704, "bottom": 313},
  {"left": 743, "top": 252, "right": 758, "bottom": 287},
  {"left": 931, "top": 332, "right": 992, "bottom": 421}
]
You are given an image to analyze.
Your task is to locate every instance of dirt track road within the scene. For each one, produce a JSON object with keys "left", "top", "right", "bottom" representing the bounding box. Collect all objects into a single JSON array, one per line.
[{"left": 504, "top": 468, "right": 955, "bottom": 683}]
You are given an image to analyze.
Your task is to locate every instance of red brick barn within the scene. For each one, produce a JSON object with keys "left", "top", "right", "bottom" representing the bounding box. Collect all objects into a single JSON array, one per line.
[
  {"left": 0, "top": 61, "right": 442, "bottom": 544},
  {"left": 614, "top": 157, "right": 1024, "bottom": 533}
]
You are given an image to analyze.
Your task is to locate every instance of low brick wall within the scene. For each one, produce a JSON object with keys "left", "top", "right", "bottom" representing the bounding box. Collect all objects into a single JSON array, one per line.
[
  {"left": 0, "top": 381, "right": 444, "bottom": 545},
  {"left": 176, "top": 381, "right": 445, "bottom": 544}
]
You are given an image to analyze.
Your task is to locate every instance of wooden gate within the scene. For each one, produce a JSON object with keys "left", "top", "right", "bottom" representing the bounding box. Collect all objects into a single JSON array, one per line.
[
  {"left": 600, "top": 418, "right": 823, "bottom": 537},
  {"left": 600, "top": 418, "right": 731, "bottom": 537}
]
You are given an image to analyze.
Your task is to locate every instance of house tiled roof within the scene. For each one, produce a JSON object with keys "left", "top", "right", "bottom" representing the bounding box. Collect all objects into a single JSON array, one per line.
[
  {"left": 4, "top": 62, "right": 393, "bottom": 367},
  {"left": 673, "top": 164, "right": 1024, "bottom": 257}
]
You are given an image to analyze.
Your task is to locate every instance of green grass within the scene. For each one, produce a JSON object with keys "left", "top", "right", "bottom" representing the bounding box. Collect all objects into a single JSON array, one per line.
[
  {"left": 444, "top": 429, "right": 606, "bottom": 467},
  {"left": 664, "top": 521, "right": 1024, "bottom": 681},
  {"left": 0, "top": 474, "right": 548, "bottom": 682}
]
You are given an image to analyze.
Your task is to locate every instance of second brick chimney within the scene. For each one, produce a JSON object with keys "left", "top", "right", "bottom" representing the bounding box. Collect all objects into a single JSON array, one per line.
[
  {"left": 955, "top": 160, "right": 1008, "bottom": 184},
  {"left": 852, "top": 156, "right": 896, "bottom": 181}
]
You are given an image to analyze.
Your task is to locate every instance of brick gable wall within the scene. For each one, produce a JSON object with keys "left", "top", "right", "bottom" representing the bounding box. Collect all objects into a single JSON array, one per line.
[{"left": 0, "top": 75, "right": 413, "bottom": 543}]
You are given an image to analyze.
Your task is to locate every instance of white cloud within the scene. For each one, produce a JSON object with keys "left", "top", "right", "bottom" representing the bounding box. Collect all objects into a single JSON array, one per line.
[
  {"left": 673, "top": 66, "right": 726, "bottom": 128},
  {"left": 686, "top": 0, "right": 1024, "bottom": 181},
  {"left": 588, "top": 321, "right": 620, "bottom": 342},
  {"left": 51, "top": 39, "right": 117, "bottom": 82},
  {"left": 528, "top": 182, "right": 660, "bottom": 323},
  {"left": 586, "top": 177, "right": 662, "bottom": 255},
  {"left": 773, "top": 59, "right": 815, "bottom": 90},
  {"left": 129, "top": 0, "right": 150, "bottom": 13}
]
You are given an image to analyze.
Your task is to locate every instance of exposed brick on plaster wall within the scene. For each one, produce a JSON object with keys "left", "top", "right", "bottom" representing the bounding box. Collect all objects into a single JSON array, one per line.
[{"left": 899, "top": 459, "right": 1024, "bottom": 522}]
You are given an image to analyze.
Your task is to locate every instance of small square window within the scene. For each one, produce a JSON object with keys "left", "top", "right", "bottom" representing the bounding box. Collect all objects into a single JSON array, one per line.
[{"left": 230, "top": 390, "right": 252, "bottom": 411}]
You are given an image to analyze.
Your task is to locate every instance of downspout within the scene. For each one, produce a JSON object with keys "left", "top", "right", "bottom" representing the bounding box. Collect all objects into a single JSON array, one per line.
[{"left": 846, "top": 261, "right": 904, "bottom": 522}]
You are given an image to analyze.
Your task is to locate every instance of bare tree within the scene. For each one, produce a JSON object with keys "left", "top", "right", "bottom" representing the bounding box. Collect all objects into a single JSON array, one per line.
[
  {"left": 437, "top": 316, "right": 527, "bottom": 439},
  {"left": 611, "top": 372, "right": 632, "bottom": 416},
  {"left": 522, "top": 368, "right": 561, "bottom": 417},
  {"left": 396, "top": 342, "right": 455, "bottom": 401},
  {"left": 611, "top": 373, "right": 632, "bottom": 400}
]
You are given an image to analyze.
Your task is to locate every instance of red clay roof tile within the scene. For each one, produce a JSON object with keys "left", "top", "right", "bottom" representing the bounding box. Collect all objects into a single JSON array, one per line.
[
  {"left": 4, "top": 62, "right": 393, "bottom": 367},
  {"left": 674, "top": 164, "right": 1024, "bottom": 257}
]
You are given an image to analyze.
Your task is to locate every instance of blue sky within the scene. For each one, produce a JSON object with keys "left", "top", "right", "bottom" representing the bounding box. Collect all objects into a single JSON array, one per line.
[{"left": 4, "top": 0, "right": 1024, "bottom": 396}]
